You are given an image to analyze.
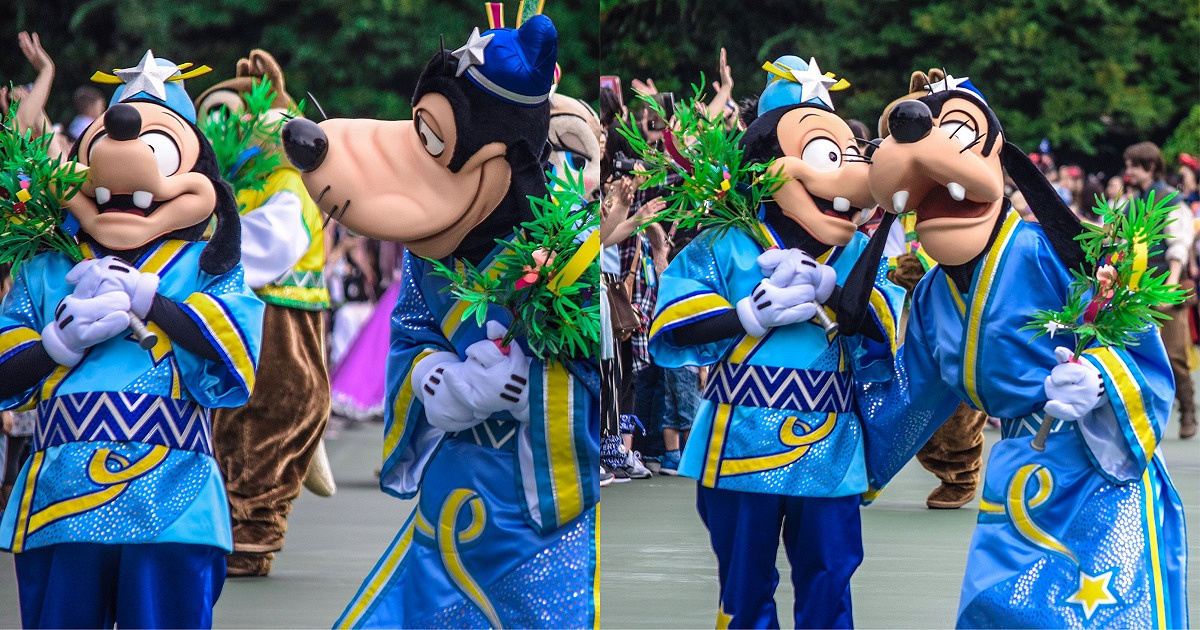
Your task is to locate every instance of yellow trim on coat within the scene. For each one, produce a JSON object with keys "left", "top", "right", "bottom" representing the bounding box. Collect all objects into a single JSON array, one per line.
[
  {"left": 702, "top": 403, "right": 734, "bottom": 487},
  {"left": 546, "top": 363, "right": 583, "bottom": 524},
  {"left": 963, "top": 211, "right": 1022, "bottom": 410},
  {"left": 182, "top": 293, "right": 256, "bottom": 391},
  {"left": 1086, "top": 347, "right": 1157, "bottom": 459},
  {"left": 649, "top": 293, "right": 733, "bottom": 340}
]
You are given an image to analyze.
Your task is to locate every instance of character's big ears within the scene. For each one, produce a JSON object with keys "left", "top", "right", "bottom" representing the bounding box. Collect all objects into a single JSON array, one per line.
[
  {"left": 907, "top": 71, "right": 930, "bottom": 94},
  {"left": 1000, "top": 140, "right": 1086, "bottom": 272},
  {"left": 199, "top": 178, "right": 241, "bottom": 276},
  {"left": 189, "top": 134, "right": 241, "bottom": 275}
]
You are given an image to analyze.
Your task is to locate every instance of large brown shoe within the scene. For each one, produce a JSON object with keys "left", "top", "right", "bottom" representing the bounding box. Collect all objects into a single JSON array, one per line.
[
  {"left": 1181, "top": 411, "right": 1197, "bottom": 439},
  {"left": 926, "top": 483, "right": 976, "bottom": 509},
  {"left": 226, "top": 552, "right": 274, "bottom": 577}
]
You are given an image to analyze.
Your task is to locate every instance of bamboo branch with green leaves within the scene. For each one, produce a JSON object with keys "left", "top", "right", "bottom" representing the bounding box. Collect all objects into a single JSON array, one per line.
[
  {"left": 428, "top": 167, "right": 600, "bottom": 363},
  {"left": 1023, "top": 191, "right": 1188, "bottom": 449}
]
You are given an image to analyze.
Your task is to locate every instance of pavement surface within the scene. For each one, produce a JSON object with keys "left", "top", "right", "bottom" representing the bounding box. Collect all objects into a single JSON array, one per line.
[{"left": 0, "top": 412, "right": 1195, "bottom": 628}]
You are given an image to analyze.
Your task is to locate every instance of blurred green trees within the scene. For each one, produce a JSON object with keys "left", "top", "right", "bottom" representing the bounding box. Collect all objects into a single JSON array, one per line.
[
  {"left": 2, "top": 0, "right": 597, "bottom": 123},
  {"left": 601, "top": 0, "right": 1198, "bottom": 170}
]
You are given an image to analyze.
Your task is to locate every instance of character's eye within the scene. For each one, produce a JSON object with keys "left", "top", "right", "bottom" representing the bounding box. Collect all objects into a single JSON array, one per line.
[
  {"left": 557, "top": 149, "right": 589, "bottom": 172},
  {"left": 416, "top": 112, "right": 445, "bottom": 158},
  {"left": 941, "top": 120, "right": 977, "bottom": 149},
  {"left": 140, "top": 131, "right": 181, "bottom": 176},
  {"left": 801, "top": 138, "right": 842, "bottom": 172}
]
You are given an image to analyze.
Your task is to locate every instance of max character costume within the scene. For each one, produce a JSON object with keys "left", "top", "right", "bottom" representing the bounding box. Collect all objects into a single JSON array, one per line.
[
  {"left": 0, "top": 52, "right": 263, "bottom": 628},
  {"left": 282, "top": 12, "right": 599, "bottom": 628},
  {"left": 195, "top": 49, "right": 333, "bottom": 576},
  {"left": 863, "top": 75, "right": 1188, "bottom": 628},
  {"left": 648, "top": 56, "right": 904, "bottom": 628}
]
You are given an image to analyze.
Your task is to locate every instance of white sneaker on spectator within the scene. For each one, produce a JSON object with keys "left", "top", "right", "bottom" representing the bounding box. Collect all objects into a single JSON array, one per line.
[{"left": 622, "top": 449, "right": 653, "bottom": 479}]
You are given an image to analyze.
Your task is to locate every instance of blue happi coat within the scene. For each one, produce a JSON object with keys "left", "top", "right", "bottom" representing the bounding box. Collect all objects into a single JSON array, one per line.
[
  {"left": 335, "top": 242, "right": 599, "bottom": 629},
  {"left": 0, "top": 240, "right": 264, "bottom": 553},
  {"left": 863, "top": 210, "right": 1189, "bottom": 628},
  {"left": 649, "top": 222, "right": 905, "bottom": 497}
]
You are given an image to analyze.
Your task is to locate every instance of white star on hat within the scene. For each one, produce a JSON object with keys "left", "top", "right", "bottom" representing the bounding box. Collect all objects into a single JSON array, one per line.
[
  {"left": 790, "top": 57, "right": 838, "bottom": 110},
  {"left": 925, "top": 73, "right": 972, "bottom": 95},
  {"left": 451, "top": 28, "right": 495, "bottom": 78},
  {"left": 114, "top": 50, "right": 180, "bottom": 102}
]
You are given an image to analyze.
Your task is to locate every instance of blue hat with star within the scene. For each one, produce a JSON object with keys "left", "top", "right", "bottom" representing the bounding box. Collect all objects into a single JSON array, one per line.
[
  {"left": 757, "top": 55, "right": 851, "bottom": 116},
  {"left": 923, "top": 72, "right": 988, "bottom": 105},
  {"left": 91, "top": 50, "right": 212, "bottom": 123},
  {"left": 451, "top": 14, "right": 557, "bottom": 107}
]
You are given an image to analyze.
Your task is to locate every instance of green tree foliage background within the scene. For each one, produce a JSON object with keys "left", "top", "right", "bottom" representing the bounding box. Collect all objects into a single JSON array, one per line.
[
  {"left": 602, "top": 0, "right": 1198, "bottom": 173},
  {"left": 1, "top": 0, "right": 597, "bottom": 122}
]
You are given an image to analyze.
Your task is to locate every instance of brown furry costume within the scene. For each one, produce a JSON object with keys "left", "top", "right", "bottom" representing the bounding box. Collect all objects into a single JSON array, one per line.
[
  {"left": 880, "top": 69, "right": 987, "bottom": 509},
  {"left": 197, "top": 51, "right": 331, "bottom": 575}
]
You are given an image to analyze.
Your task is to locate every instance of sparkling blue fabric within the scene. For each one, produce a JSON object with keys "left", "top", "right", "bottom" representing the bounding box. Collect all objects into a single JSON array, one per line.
[
  {"left": 336, "top": 440, "right": 596, "bottom": 628},
  {"left": 0, "top": 242, "right": 263, "bottom": 553},
  {"left": 651, "top": 226, "right": 904, "bottom": 496},
  {"left": 860, "top": 212, "right": 1188, "bottom": 628}
]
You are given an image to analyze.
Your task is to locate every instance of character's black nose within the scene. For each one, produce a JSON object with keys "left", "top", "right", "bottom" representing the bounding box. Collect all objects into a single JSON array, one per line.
[
  {"left": 889, "top": 100, "right": 933, "bottom": 144},
  {"left": 104, "top": 104, "right": 142, "bottom": 141},
  {"left": 282, "top": 118, "right": 328, "bottom": 172}
]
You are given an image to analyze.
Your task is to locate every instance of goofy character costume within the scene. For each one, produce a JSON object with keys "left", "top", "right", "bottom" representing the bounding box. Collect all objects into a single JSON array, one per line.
[
  {"left": 281, "top": 10, "right": 598, "bottom": 628},
  {"left": 0, "top": 52, "right": 263, "bottom": 628},
  {"left": 649, "top": 56, "right": 904, "bottom": 628},
  {"left": 863, "top": 75, "right": 1188, "bottom": 628}
]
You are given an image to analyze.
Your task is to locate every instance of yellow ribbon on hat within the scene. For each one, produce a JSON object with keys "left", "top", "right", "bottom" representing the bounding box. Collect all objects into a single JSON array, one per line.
[
  {"left": 90, "top": 62, "right": 212, "bottom": 85},
  {"left": 761, "top": 60, "right": 851, "bottom": 91}
]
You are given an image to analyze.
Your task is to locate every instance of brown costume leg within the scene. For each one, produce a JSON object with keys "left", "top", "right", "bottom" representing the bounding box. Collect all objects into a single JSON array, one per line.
[
  {"left": 1156, "top": 304, "right": 1197, "bottom": 438},
  {"left": 212, "top": 305, "right": 331, "bottom": 575},
  {"left": 916, "top": 402, "right": 986, "bottom": 509}
]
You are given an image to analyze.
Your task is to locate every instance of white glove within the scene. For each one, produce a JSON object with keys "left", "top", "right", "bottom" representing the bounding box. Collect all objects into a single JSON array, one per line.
[
  {"left": 755, "top": 248, "right": 837, "bottom": 301},
  {"left": 41, "top": 292, "right": 132, "bottom": 366},
  {"left": 736, "top": 280, "right": 823, "bottom": 338},
  {"left": 66, "top": 256, "right": 160, "bottom": 318},
  {"left": 441, "top": 321, "right": 533, "bottom": 423},
  {"left": 1043, "top": 346, "right": 1108, "bottom": 420},
  {"left": 414, "top": 352, "right": 483, "bottom": 433}
]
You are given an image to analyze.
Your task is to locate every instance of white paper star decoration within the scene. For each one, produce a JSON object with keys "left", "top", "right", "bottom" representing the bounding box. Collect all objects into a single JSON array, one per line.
[
  {"left": 114, "top": 51, "right": 180, "bottom": 102},
  {"left": 790, "top": 57, "right": 839, "bottom": 110},
  {"left": 451, "top": 28, "right": 495, "bottom": 78},
  {"left": 924, "top": 73, "right": 972, "bottom": 96}
]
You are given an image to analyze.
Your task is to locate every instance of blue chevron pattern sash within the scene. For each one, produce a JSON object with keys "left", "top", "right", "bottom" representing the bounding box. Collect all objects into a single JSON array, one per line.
[
  {"left": 35, "top": 392, "right": 213, "bottom": 455},
  {"left": 703, "top": 363, "right": 854, "bottom": 413}
]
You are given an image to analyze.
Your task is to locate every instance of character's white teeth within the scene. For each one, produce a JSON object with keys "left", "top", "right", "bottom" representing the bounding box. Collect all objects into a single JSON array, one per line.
[
  {"left": 132, "top": 191, "right": 153, "bottom": 209},
  {"left": 892, "top": 190, "right": 909, "bottom": 213},
  {"left": 947, "top": 182, "right": 966, "bottom": 201},
  {"left": 95, "top": 187, "right": 111, "bottom": 205},
  {"left": 833, "top": 196, "right": 851, "bottom": 212}
]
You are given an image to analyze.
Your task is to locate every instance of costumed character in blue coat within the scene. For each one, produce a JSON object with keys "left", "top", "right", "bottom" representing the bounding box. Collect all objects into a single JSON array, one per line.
[
  {"left": 280, "top": 7, "right": 598, "bottom": 628},
  {"left": 648, "top": 56, "right": 905, "bottom": 629},
  {"left": 864, "top": 73, "right": 1188, "bottom": 628},
  {"left": 0, "top": 51, "right": 264, "bottom": 628}
]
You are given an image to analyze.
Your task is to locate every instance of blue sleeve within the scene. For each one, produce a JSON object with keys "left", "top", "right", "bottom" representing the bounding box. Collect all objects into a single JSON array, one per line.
[
  {"left": 648, "top": 232, "right": 741, "bottom": 367},
  {"left": 173, "top": 265, "right": 266, "bottom": 408},
  {"left": 379, "top": 254, "right": 456, "bottom": 499},
  {"left": 859, "top": 286, "right": 962, "bottom": 497},
  {"left": 0, "top": 265, "right": 47, "bottom": 411}
]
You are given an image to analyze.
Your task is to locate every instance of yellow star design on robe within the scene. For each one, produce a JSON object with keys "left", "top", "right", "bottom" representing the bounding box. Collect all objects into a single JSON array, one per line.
[
  {"left": 1065, "top": 569, "right": 1118, "bottom": 620},
  {"left": 716, "top": 603, "right": 733, "bottom": 629}
]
